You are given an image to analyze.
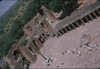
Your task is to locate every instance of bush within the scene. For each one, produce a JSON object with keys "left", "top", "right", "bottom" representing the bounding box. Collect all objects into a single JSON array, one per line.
[{"left": 19, "top": 39, "right": 28, "bottom": 46}]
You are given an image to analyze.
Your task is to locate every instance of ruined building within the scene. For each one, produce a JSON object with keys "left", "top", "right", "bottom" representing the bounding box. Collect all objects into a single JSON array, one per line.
[
  {"left": 6, "top": 43, "right": 37, "bottom": 69},
  {"left": 5, "top": 6, "right": 57, "bottom": 69},
  {"left": 23, "top": 6, "right": 58, "bottom": 44},
  {"left": 40, "top": 6, "right": 58, "bottom": 23},
  {"left": 5, "top": 1, "right": 100, "bottom": 68}
]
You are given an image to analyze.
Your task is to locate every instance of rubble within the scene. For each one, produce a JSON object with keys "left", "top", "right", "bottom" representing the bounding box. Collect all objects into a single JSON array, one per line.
[
  {"left": 80, "top": 34, "right": 99, "bottom": 55},
  {"left": 43, "top": 56, "right": 54, "bottom": 67},
  {"left": 71, "top": 49, "right": 81, "bottom": 57}
]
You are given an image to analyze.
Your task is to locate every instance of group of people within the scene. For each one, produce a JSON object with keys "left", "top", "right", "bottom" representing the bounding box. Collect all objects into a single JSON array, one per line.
[
  {"left": 43, "top": 55, "right": 64, "bottom": 68},
  {"left": 80, "top": 34, "right": 99, "bottom": 55},
  {"left": 42, "top": 34, "right": 99, "bottom": 68}
]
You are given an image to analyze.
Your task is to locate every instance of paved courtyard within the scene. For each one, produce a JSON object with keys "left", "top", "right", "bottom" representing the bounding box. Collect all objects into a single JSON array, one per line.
[{"left": 30, "top": 17, "right": 100, "bottom": 68}]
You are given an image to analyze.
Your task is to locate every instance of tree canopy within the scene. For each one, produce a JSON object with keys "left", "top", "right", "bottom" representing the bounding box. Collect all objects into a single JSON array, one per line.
[
  {"left": 38, "top": 0, "right": 78, "bottom": 12},
  {"left": 0, "top": 0, "right": 78, "bottom": 58}
]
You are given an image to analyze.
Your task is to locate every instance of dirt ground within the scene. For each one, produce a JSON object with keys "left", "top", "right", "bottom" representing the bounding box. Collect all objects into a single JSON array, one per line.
[{"left": 30, "top": 16, "right": 100, "bottom": 68}]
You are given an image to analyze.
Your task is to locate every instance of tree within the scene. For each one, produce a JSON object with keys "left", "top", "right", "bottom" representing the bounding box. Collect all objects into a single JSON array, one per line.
[
  {"left": 48, "top": 0, "right": 78, "bottom": 12},
  {"left": 49, "top": 0, "right": 64, "bottom": 12},
  {"left": 19, "top": 39, "right": 28, "bottom": 46}
]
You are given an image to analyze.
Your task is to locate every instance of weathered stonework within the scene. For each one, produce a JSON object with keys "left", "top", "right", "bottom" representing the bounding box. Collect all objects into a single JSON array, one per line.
[
  {"left": 6, "top": 6, "right": 58, "bottom": 69},
  {"left": 40, "top": 6, "right": 58, "bottom": 23}
]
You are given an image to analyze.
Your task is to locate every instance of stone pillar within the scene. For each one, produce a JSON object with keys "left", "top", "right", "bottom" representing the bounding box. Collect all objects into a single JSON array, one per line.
[
  {"left": 71, "top": 24, "right": 76, "bottom": 29},
  {"left": 58, "top": 31, "right": 62, "bottom": 36},
  {"left": 61, "top": 29, "right": 65, "bottom": 34},
  {"left": 80, "top": 19, "right": 85, "bottom": 24},
  {"left": 75, "top": 22, "right": 80, "bottom": 27},
  {"left": 68, "top": 25, "right": 72, "bottom": 30},
  {"left": 64, "top": 27, "right": 68, "bottom": 32},
  {"left": 84, "top": 16, "right": 89, "bottom": 22},
  {"left": 33, "top": 37, "right": 44, "bottom": 49},
  {"left": 93, "top": 12, "right": 97, "bottom": 18},
  {"left": 89, "top": 14, "right": 93, "bottom": 20}
]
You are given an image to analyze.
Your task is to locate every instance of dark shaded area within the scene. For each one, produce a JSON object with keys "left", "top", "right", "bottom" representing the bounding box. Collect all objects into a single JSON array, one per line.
[
  {"left": 94, "top": 10, "right": 100, "bottom": 16},
  {"left": 58, "top": 1, "right": 82, "bottom": 20},
  {"left": 82, "top": 17, "right": 88, "bottom": 23},
  {"left": 69, "top": 24, "right": 75, "bottom": 29},
  {"left": 22, "top": 57, "right": 30, "bottom": 69},
  {"left": 39, "top": 9, "right": 44, "bottom": 16},
  {"left": 13, "top": 50, "right": 20, "bottom": 60},
  {"left": 73, "top": 22, "right": 78, "bottom": 27},
  {"left": 62, "top": 28, "right": 68, "bottom": 33},
  {"left": 90, "top": 12, "right": 96, "bottom": 19}
]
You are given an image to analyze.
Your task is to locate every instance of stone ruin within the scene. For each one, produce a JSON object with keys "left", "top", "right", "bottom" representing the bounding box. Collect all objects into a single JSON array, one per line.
[
  {"left": 5, "top": 6, "right": 58, "bottom": 69},
  {"left": 23, "top": 13, "right": 53, "bottom": 38},
  {"left": 5, "top": 36, "right": 44, "bottom": 69},
  {"left": 5, "top": 1, "right": 100, "bottom": 68},
  {"left": 40, "top": 6, "right": 58, "bottom": 23},
  {"left": 5, "top": 43, "right": 37, "bottom": 69}
]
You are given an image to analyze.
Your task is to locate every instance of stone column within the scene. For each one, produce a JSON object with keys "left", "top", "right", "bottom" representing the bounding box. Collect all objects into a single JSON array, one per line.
[
  {"left": 71, "top": 24, "right": 76, "bottom": 29},
  {"left": 64, "top": 27, "right": 68, "bottom": 32},
  {"left": 89, "top": 14, "right": 93, "bottom": 20},
  {"left": 61, "top": 29, "right": 65, "bottom": 34},
  {"left": 58, "top": 31, "right": 62, "bottom": 36},
  {"left": 93, "top": 12, "right": 97, "bottom": 18},
  {"left": 75, "top": 22, "right": 80, "bottom": 27},
  {"left": 68, "top": 25, "right": 72, "bottom": 30},
  {"left": 80, "top": 19, "right": 85, "bottom": 25},
  {"left": 84, "top": 16, "right": 89, "bottom": 22}
]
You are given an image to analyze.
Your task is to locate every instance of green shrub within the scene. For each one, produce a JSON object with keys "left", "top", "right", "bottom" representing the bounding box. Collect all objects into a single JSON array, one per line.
[{"left": 19, "top": 39, "right": 28, "bottom": 46}]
